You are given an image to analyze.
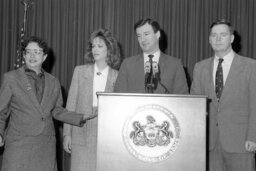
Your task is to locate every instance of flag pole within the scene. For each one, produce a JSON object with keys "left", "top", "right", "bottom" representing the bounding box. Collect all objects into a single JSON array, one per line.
[
  {"left": 21, "top": 0, "right": 33, "bottom": 33},
  {"left": 14, "top": 0, "right": 34, "bottom": 69}
]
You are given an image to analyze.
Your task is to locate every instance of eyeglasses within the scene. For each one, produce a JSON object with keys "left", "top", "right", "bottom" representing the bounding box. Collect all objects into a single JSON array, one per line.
[{"left": 25, "top": 49, "right": 44, "bottom": 55}]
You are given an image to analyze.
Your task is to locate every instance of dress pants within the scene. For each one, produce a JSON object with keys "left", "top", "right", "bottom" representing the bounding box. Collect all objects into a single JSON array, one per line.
[{"left": 210, "top": 140, "right": 255, "bottom": 171}]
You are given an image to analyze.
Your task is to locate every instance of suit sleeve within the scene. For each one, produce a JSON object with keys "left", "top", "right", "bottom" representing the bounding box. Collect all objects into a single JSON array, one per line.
[
  {"left": 247, "top": 61, "right": 256, "bottom": 143},
  {"left": 190, "top": 63, "right": 202, "bottom": 95},
  {"left": 51, "top": 78, "right": 84, "bottom": 127},
  {"left": 0, "top": 74, "right": 12, "bottom": 137},
  {"left": 173, "top": 60, "right": 189, "bottom": 94},
  {"left": 63, "top": 67, "right": 79, "bottom": 136},
  {"left": 114, "top": 59, "right": 128, "bottom": 92}
]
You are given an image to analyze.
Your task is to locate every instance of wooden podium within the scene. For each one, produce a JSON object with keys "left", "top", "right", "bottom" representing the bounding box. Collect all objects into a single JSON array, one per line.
[{"left": 96, "top": 93, "right": 207, "bottom": 171}]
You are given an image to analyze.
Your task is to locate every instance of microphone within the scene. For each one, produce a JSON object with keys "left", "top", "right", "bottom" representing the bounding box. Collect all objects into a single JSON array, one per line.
[
  {"left": 152, "top": 61, "right": 159, "bottom": 78},
  {"left": 144, "top": 61, "right": 151, "bottom": 75},
  {"left": 144, "top": 61, "right": 151, "bottom": 91},
  {"left": 145, "top": 57, "right": 170, "bottom": 94},
  {"left": 145, "top": 61, "right": 157, "bottom": 93}
]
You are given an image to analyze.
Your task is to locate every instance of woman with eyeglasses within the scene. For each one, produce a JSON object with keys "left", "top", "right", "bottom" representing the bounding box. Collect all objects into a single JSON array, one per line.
[
  {"left": 63, "top": 28, "right": 122, "bottom": 171},
  {"left": 0, "top": 36, "right": 93, "bottom": 171}
]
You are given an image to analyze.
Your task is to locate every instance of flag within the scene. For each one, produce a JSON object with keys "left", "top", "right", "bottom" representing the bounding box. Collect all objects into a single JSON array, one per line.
[
  {"left": 14, "top": 25, "right": 26, "bottom": 69},
  {"left": 14, "top": 0, "right": 34, "bottom": 69}
]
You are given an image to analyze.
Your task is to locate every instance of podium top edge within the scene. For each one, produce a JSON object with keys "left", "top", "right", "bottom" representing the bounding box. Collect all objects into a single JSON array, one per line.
[{"left": 96, "top": 92, "right": 208, "bottom": 98}]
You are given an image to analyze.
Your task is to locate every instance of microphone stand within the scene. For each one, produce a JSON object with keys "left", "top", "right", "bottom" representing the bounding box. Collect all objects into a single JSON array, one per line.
[
  {"left": 145, "top": 72, "right": 154, "bottom": 93},
  {"left": 158, "top": 81, "right": 170, "bottom": 94},
  {"left": 154, "top": 65, "right": 170, "bottom": 94}
]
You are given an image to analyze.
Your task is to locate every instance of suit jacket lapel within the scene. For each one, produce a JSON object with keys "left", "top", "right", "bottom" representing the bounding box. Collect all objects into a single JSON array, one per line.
[
  {"left": 84, "top": 65, "right": 94, "bottom": 107},
  {"left": 134, "top": 54, "right": 145, "bottom": 91},
  {"left": 16, "top": 67, "right": 44, "bottom": 115},
  {"left": 219, "top": 54, "right": 242, "bottom": 103},
  {"left": 154, "top": 53, "right": 166, "bottom": 93},
  {"left": 158, "top": 52, "right": 167, "bottom": 72},
  {"left": 207, "top": 58, "right": 219, "bottom": 107},
  {"left": 105, "top": 68, "right": 116, "bottom": 92},
  {"left": 40, "top": 72, "right": 54, "bottom": 110}
]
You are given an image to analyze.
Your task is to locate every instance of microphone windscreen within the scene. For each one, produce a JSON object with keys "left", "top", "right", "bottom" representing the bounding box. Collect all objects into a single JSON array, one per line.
[
  {"left": 144, "top": 61, "right": 151, "bottom": 73},
  {"left": 152, "top": 62, "right": 159, "bottom": 75}
]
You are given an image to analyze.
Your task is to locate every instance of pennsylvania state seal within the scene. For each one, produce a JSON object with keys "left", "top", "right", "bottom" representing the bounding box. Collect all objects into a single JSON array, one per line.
[{"left": 123, "top": 104, "right": 181, "bottom": 163}]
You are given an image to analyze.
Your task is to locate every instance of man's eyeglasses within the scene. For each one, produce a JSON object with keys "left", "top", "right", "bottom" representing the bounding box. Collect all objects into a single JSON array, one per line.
[{"left": 24, "top": 49, "right": 44, "bottom": 55}]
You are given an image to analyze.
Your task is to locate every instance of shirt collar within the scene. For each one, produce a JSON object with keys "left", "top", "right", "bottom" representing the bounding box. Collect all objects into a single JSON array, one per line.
[
  {"left": 214, "top": 49, "right": 234, "bottom": 63},
  {"left": 24, "top": 65, "right": 45, "bottom": 77},
  {"left": 143, "top": 50, "right": 161, "bottom": 63}
]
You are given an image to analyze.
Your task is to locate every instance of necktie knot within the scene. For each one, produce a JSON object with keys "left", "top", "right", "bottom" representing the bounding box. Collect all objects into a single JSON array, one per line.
[
  {"left": 148, "top": 54, "right": 154, "bottom": 63},
  {"left": 218, "top": 58, "right": 224, "bottom": 64}
]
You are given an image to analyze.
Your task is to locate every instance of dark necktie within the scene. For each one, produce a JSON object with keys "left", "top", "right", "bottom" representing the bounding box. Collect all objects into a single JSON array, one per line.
[
  {"left": 146, "top": 54, "right": 154, "bottom": 93},
  {"left": 215, "top": 58, "right": 224, "bottom": 100},
  {"left": 148, "top": 54, "right": 154, "bottom": 73}
]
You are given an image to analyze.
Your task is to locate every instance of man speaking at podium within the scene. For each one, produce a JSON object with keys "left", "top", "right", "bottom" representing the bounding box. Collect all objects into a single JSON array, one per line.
[{"left": 114, "top": 18, "right": 188, "bottom": 94}]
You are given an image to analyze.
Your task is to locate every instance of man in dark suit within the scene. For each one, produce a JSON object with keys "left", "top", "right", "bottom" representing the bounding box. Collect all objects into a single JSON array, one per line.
[
  {"left": 0, "top": 36, "right": 95, "bottom": 171},
  {"left": 114, "top": 18, "right": 188, "bottom": 94},
  {"left": 191, "top": 19, "right": 256, "bottom": 171}
]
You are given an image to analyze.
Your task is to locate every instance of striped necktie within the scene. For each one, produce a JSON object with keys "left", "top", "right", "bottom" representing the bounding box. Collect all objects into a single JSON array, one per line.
[{"left": 215, "top": 58, "right": 224, "bottom": 100}]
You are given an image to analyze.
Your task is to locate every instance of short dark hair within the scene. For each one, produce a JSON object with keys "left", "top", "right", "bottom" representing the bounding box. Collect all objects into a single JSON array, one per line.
[
  {"left": 22, "top": 36, "right": 49, "bottom": 55},
  {"left": 210, "top": 19, "right": 234, "bottom": 34},
  {"left": 84, "top": 28, "right": 122, "bottom": 70},
  {"left": 134, "top": 18, "right": 161, "bottom": 33}
]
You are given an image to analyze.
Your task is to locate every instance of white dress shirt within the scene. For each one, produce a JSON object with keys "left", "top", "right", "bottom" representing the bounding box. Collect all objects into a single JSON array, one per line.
[
  {"left": 144, "top": 51, "right": 160, "bottom": 65},
  {"left": 213, "top": 50, "right": 234, "bottom": 87},
  {"left": 143, "top": 50, "right": 160, "bottom": 74},
  {"left": 93, "top": 64, "right": 109, "bottom": 107}
]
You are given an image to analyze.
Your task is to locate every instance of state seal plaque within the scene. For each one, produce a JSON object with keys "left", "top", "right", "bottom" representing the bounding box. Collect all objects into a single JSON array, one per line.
[{"left": 122, "top": 104, "right": 181, "bottom": 163}]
